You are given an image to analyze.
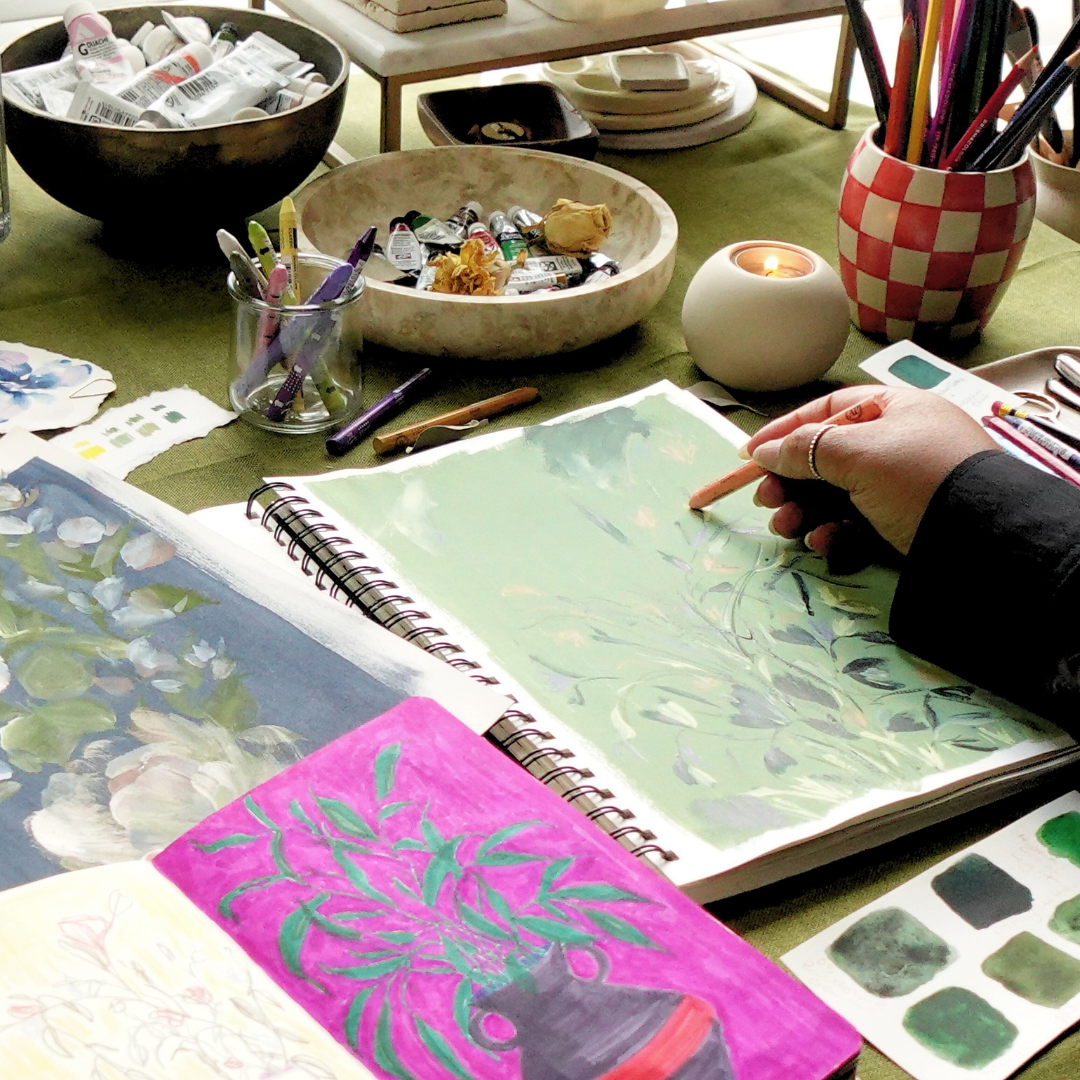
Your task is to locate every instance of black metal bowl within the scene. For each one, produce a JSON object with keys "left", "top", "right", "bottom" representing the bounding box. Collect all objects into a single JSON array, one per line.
[{"left": 2, "top": 5, "right": 347, "bottom": 223}]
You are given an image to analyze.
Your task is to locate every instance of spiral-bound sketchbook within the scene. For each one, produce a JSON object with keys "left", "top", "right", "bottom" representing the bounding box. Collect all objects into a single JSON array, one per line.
[
  {"left": 229, "top": 382, "right": 1077, "bottom": 902},
  {"left": 0, "top": 429, "right": 505, "bottom": 893},
  {"left": 0, "top": 698, "right": 860, "bottom": 1080}
]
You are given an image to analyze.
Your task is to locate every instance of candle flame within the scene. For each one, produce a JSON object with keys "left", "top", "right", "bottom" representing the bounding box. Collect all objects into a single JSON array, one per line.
[{"left": 764, "top": 255, "right": 779, "bottom": 275}]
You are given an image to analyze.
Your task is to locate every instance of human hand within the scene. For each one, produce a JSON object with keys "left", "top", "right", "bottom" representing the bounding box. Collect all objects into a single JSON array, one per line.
[{"left": 744, "top": 386, "right": 997, "bottom": 568}]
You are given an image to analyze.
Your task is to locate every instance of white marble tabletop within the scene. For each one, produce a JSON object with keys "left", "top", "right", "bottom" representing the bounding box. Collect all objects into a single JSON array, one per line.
[{"left": 274, "top": 0, "right": 846, "bottom": 80}]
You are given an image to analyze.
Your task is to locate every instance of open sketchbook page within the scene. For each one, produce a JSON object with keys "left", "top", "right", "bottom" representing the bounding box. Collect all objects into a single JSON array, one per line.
[
  {"left": 270, "top": 382, "right": 1071, "bottom": 892},
  {"left": 785, "top": 792, "right": 1080, "bottom": 1080},
  {"left": 155, "top": 696, "right": 861, "bottom": 1080},
  {"left": 0, "top": 860, "right": 372, "bottom": 1079},
  {"left": 0, "top": 430, "right": 504, "bottom": 892}
]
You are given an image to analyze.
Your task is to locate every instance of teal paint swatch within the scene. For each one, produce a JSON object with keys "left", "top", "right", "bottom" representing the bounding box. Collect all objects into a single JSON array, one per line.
[
  {"left": 931, "top": 854, "right": 1033, "bottom": 929},
  {"left": 888, "top": 355, "right": 950, "bottom": 389},
  {"left": 1050, "top": 894, "right": 1080, "bottom": 946},
  {"left": 983, "top": 932, "right": 1080, "bottom": 1008},
  {"left": 1037, "top": 812, "right": 1080, "bottom": 868},
  {"left": 827, "top": 907, "right": 954, "bottom": 997},
  {"left": 903, "top": 987, "right": 1017, "bottom": 1068}
]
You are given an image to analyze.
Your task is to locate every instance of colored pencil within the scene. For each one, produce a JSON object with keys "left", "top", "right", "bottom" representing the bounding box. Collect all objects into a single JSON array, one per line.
[
  {"left": 971, "top": 47, "right": 1080, "bottom": 169},
  {"left": 687, "top": 398, "right": 884, "bottom": 510},
  {"left": 1022, "top": 8, "right": 1065, "bottom": 153},
  {"left": 1073, "top": 0, "right": 1080, "bottom": 164},
  {"left": 992, "top": 400, "right": 1080, "bottom": 452},
  {"left": 907, "top": 0, "right": 947, "bottom": 162},
  {"left": 843, "top": 0, "right": 891, "bottom": 124},
  {"left": 928, "top": 0, "right": 980, "bottom": 163},
  {"left": 942, "top": 48, "right": 1035, "bottom": 169},
  {"left": 983, "top": 415, "right": 1080, "bottom": 487},
  {"left": 939, "top": 0, "right": 957, "bottom": 72},
  {"left": 885, "top": 17, "right": 918, "bottom": 157}
]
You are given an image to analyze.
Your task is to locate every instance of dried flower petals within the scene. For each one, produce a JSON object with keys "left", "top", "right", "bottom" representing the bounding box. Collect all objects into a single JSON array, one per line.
[{"left": 431, "top": 238, "right": 511, "bottom": 296}]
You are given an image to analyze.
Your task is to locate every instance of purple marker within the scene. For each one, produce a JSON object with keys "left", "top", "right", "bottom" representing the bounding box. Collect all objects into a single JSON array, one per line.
[{"left": 326, "top": 367, "right": 435, "bottom": 456}]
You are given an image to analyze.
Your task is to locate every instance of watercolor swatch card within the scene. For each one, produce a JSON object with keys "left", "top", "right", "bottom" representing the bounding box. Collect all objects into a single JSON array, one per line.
[
  {"left": 153, "top": 696, "right": 861, "bottom": 1080},
  {"left": 265, "top": 382, "right": 1075, "bottom": 900},
  {"left": 0, "top": 430, "right": 504, "bottom": 892},
  {"left": 784, "top": 792, "right": 1080, "bottom": 1080},
  {"left": 0, "top": 341, "right": 115, "bottom": 432}
]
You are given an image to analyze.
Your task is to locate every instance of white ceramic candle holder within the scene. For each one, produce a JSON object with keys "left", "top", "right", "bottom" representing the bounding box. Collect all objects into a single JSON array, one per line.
[{"left": 681, "top": 240, "right": 849, "bottom": 392}]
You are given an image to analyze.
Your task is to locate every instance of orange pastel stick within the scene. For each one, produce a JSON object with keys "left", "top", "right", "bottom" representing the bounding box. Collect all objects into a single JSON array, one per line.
[{"left": 687, "top": 398, "right": 884, "bottom": 510}]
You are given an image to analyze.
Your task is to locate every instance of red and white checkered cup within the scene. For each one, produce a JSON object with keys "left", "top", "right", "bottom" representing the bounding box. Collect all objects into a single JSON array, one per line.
[{"left": 838, "top": 125, "right": 1036, "bottom": 343}]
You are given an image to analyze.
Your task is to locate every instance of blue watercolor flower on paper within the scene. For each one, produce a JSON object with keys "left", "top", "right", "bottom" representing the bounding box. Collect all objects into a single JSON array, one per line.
[{"left": 0, "top": 349, "right": 95, "bottom": 422}]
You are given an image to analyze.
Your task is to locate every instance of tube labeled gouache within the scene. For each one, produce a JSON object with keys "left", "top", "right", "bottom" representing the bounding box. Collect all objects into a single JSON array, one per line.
[
  {"left": 209, "top": 21, "right": 240, "bottom": 61},
  {"left": 387, "top": 218, "right": 424, "bottom": 272},
  {"left": 3, "top": 56, "right": 79, "bottom": 111},
  {"left": 504, "top": 269, "right": 568, "bottom": 293},
  {"left": 64, "top": 1, "right": 133, "bottom": 85},
  {"left": 67, "top": 79, "right": 143, "bottom": 125},
  {"left": 114, "top": 43, "right": 212, "bottom": 109}
]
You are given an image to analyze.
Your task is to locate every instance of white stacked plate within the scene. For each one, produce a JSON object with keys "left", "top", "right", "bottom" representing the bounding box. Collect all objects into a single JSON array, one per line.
[{"left": 542, "top": 43, "right": 756, "bottom": 151}]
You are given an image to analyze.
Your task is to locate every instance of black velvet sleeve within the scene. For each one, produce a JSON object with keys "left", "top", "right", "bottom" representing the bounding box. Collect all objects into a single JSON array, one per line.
[{"left": 891, "top": 449, "right": 1080, "bottom": 728}]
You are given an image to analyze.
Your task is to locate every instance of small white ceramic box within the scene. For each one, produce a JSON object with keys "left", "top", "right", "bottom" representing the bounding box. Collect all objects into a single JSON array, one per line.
[{"left": 611, "top": 51, "right": 689, "bottom": 90}]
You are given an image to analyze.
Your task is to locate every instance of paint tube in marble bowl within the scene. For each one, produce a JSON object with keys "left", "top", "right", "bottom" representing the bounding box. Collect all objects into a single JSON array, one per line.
[{"left": 3, "top": 55, "right": 79, "bottom": 111}]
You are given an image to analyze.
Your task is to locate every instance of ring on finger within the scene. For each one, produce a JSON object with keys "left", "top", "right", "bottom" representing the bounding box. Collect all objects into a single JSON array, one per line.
[{"left": 807, "top": 423, "right": 835, "bottom": 481}]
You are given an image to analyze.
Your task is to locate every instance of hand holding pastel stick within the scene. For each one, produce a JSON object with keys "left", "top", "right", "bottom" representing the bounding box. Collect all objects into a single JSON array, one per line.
[{"left": 744, "top": 387, "right": 996, "bottom": 563}]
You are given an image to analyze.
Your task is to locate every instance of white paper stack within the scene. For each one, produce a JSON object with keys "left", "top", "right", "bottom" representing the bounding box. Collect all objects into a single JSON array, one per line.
[{"left": 342, "top": 0, "right": 506, "bottom": 34}]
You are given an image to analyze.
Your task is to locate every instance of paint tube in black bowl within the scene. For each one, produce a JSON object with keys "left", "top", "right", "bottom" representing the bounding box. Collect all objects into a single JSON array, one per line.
[
  {"left": 445, "top": 201, "right": 482, "bottom": 238},
  {"left": 489, "top": 211, "right": 528, "bottom": 263}
]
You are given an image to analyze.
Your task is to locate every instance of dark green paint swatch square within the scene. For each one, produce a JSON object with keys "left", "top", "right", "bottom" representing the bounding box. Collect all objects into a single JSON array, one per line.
[
  {"left": 983, "top": 932, "right": 1080, "bottom": 1008},
  {"left": 828, "top": 907, "right": 954, "bottom": 997},
  {"left": 1050, "top": 894, "right": 1080, "bottom": 945},
  {"left": 1037, "top": 812, "right": 1080, "bottom": 868},
  {"left": 904, "top": 987, "right": 1017, "bottom": 1068},
  {"left": 931, "top": 854, "right": 1033, "bottom": 929}
]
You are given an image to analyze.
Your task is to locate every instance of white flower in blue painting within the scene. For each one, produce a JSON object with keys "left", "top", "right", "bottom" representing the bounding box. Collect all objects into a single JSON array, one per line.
[
  {"left": 0, "top": 515, "right": 32, "bottom": 535},
  {"left": 0, "top": 349, "right": 93, "bottom": 421},
  {"left": 92, "top": 576, "right": 124, "bottom": 610},
  {"left": 57, "top": 516, "right": 109, "bottom": 546}
]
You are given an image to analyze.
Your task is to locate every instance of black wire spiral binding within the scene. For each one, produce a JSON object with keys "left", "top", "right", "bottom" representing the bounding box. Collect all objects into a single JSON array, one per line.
[{"left": 247, "top": 481, "right": 678, "bottom": 867}]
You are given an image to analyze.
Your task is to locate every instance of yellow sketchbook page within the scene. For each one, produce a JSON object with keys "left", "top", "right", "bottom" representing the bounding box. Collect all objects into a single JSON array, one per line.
[{"left": 0, "top": 862, "right": 373, "bottom": 1080}]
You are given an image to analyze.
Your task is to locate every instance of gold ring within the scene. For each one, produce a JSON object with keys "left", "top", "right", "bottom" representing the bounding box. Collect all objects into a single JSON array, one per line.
[{"left": 808, "top": 424, "right": 834, "bottom": 481}]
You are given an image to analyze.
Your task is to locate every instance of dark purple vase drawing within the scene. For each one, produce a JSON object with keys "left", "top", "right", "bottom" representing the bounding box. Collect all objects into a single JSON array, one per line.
[{"left": 469, "top": 944, "right": 735, "bottom": 1080}]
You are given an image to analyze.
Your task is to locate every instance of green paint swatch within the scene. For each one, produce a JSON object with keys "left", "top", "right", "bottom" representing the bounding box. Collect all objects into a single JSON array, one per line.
[
  {"left": 931, "top": 854, "right": 1032, "bottom": 929},
  {"left": 828, "top": 907, "right": 954, "bottom": 997},
  {"left": 903, "top": 987, "right": 1017, "bottom": 1068},
  {"left": 983, "top": 932, "right": 1080, "bottom": 1008},
  {"left": 888, "top": 355, "right": 951, "bottom": 389},
  {"left": 1037, "top": 812, "right": 1080, "bottom": 868},
  {"left": 1050, "top": 894, "right": 1080, "bottom": 946}
]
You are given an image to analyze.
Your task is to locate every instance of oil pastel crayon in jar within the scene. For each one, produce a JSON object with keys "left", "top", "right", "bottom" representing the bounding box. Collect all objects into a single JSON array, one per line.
[{"left": 228, "top": 253, "right": 365, "bottom": 434}]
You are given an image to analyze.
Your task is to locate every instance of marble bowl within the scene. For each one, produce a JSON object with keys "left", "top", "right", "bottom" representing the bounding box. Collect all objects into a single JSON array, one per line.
[
  {"left": 294, "top": 145, "right": 678, "bottom": 359},
  {"left": 1032, "top": 132, "right": 1080, "bottom": 244}
]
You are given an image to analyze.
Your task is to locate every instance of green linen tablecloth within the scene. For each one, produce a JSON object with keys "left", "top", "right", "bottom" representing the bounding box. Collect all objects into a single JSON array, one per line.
[{"left": 2, "top": 73, "right": 1079, "bottom": 1080}]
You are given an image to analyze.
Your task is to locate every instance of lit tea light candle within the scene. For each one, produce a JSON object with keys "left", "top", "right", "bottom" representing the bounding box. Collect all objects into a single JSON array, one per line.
[
  {"left": 733, "top": 244, "right": 814, "bottom": 279},
  {"left": 681, "top": 240, "right": 849, "bottom": 391}
]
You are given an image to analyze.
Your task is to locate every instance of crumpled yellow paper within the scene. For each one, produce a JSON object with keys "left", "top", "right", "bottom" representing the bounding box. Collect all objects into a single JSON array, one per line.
[
  {"left": 430, "top": 238, "right": 511, "bottom": 295},
  {"left": 542, "top": 199, "right": 612, "bottom": 256}
]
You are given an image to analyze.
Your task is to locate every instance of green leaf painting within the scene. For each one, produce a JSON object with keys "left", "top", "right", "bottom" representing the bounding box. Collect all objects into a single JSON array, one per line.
[
  {"left": 302, "top": 386, "right": 1062, "bottom": 856},
  {"left": 375, "top": 742, "right": 402, "bottom": 800}
]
